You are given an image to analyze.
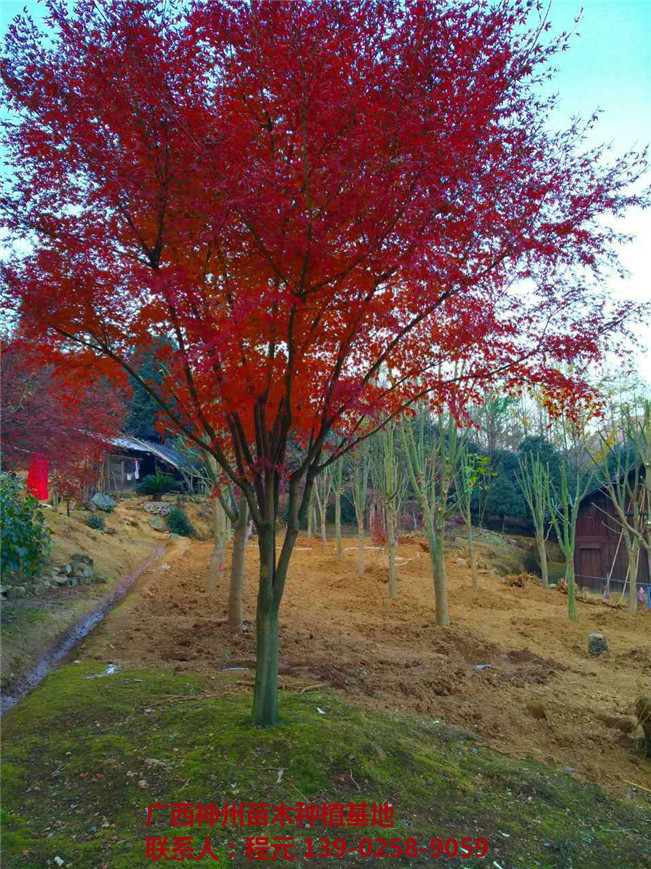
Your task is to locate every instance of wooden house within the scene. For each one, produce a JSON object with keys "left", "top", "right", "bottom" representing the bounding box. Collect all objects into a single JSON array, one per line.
[
  {"left": 574, "top": 472, "right": 649, "bottom": 593},
  {"left": 101, "top": 436, "right": 203, "bottom": 494}
]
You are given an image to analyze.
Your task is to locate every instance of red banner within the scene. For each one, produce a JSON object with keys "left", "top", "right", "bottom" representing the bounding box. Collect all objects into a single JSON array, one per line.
[{"left": 27, "top": 453, "right": 49, "bottom": 501}]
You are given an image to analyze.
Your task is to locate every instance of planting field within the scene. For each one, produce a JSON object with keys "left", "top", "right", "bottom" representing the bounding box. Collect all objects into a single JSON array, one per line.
[{"left": 82, "top": 527, "right": 651, "bottom": 796}]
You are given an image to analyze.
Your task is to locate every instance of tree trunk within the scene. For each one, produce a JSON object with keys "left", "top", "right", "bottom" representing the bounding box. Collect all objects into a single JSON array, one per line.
[
  {"left": 536, "top": 533, "right": 549, "bottom": 586},
  {"left": 252, "top": 525, "right": 281, "bottom": 727},
  {"left": 468, "top": 521, "right": 477, "bottom": 589},
  {"left": 387, "top": 505, "right": 397, "bottom": 598},
  {"left": 355, "top": 507, "right": 365, "bottom": 576},
  {"left": 425, "top": 504, "right": 449, "bottom": 627},
  {"left": 320, "top": 507, "right": 327, "bottom": 548},
  {"left": 207, "top": 497, "right": 229, "bottom": 594},
  {"left": 335, "top": 489, "right": 342, "bottom": 558},
  {"left": 307, "top": 490, "right": 314, "bottom": 537},
  {"left": 567, "top": 560, "right": 577, "bottom": 621},
  {"left": 228, "top": 501, "right": 250, "bottom": 628},
  {"left": 628, "top": 538, "right": 639, "bottom": 614}
]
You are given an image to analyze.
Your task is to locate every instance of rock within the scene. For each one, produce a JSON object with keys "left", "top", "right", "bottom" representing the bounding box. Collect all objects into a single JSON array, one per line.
[
  {"left": 5, "top": 585, "right": 27, "bottom": 599},
  {"left": 91, "top": 492, "right": 117, "bottom": 513},
  {"left": 169, "top": 532, "right": 184, "bottom": 541},
  {"left": 588, "top": 632, "right": 609, "bottom": 656},
  {"left": 52, "top": 576, "right": 71, "bottom": 586},
  {"left": 457, "top": 557, "right": 467, "bottom": 565},
  {"left": 148, "top": 516, "right": 166, "bottom": 532},
  {"left": 144, "top": 502, "right": 172, "bottom": 515},
  {"left": 104, "top": 527, "right": 118, "bottom": 535},
  {"left": 71, "top": 553, "right": 94, "bottom": 567},
  {"left": 31, "top": 582, "right": 48, "bottom": 595},
  {"left": 0, "top": 586, "right": 8, "bottom": 598},
  {"left": 63, "top": 564, "right": 73, "bottom": 576}
]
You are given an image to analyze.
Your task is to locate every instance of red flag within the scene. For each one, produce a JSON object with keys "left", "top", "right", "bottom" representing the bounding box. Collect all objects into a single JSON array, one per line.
[{"left": 27, "top": 453, "right": 49, "bottom": 501}]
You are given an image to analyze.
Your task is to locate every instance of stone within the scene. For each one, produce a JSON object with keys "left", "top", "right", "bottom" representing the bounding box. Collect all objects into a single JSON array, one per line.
[
  {"left": 457, "top": 557, "right": 467, "bottom": 565},
  {"left": 71, "top": 553, "right": 94, "bottom": 567},
  {"left": 91, "top": 492, "right": 117, "bottom": 513},
  {"left": 0, "top": 586, "right": 8, "bottom": 597},
  {"left": 5, "top": 585, "right": 27, "bottom": 599},
  {"left": 104, "top": 527, "right": 118, "bottom": 535},
  {"left": 148, "top": 516, "right": 166, "bottom": 532},
  {"left": 588, "top": 632, "right": 609, "bottom": 656},
  {"left": 53, "top": 576, "right": 71, "bottom": 586},
  {"left": 63, "top": 564, "right": 73, "bottom": 576}
]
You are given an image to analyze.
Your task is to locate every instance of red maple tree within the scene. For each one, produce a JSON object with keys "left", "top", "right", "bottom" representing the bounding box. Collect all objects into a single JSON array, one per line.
[
  {"left": 2, "top": 0, "right": 647, "bottom": 724},
  {"left": 1, "top": 338, "right": 126, "bottom": 505}
]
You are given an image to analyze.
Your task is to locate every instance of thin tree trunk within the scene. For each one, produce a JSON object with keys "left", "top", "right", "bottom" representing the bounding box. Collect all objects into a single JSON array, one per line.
[
  {"left": 431, "top": 530, "right": 448, "bottom": 625},
  {"left": 228, "top": 501, "right": 250, "bottom": 628},
  {"left": 207, "top": 497, "right": 229, "bottom": 594},
  {"left": 335, "top": 488, "right": 342, "bottom": 558},
  {"left": 357, "top": 520, "right": 365, "bottom": 576},
  {"left": 468, "top": 520, "right": 477, "bottom": 589},
  {"left": 320, "top": 508, "right": 327, "bottom": 548},
  {"left": 387, "top": 505, "right": 397, "bottom": 598},
  {"left": 307, "top": 489, "right": 314, "bottom": 537},
  {"left": 628, "top": 538, "right": 639, "bottom": 614},
  {"left": 567, "top": 559, "right": 577, "bottom": 621},
  {"left": 536, "top": 533, "right": 549, "bottom": 586},
  {"left": 422, "top": 502, "right": 449, "bottom": 626}
]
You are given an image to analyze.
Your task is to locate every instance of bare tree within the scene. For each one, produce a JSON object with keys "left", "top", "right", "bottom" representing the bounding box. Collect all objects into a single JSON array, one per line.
[
  {"left": 517, "top": 452, "right": 552, "bottom": 586},
  {"left": 372, "top": 423, "right": 406, "bottom": 598}
]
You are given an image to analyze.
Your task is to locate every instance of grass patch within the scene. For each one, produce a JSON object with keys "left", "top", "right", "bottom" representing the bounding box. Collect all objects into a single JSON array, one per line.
[{"left": 1, "top": 662, "right": 649, "bottom": 868}]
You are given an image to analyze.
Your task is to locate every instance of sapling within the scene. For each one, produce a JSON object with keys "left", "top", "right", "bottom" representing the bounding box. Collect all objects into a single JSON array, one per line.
[
  {"left": 517, "top": 452, "right": 552, "bottom": 585},
  {"left": 372, "top": 423, "right": 406, "bottom": 598},
  {"left": 349, "top": 449, "right": 371, "bottom": 577},
  {"left": 401, "top": 405, "right": 459, "bottom": 625},
  {"left": 548, "top": 460, "right": 595, "bottom": 620},
  {"left": 331, "top": 458, "right": 345, "bottom": 558}
]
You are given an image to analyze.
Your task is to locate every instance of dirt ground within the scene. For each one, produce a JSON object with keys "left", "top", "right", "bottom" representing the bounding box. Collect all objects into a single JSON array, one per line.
[
  {"left": 83, "top": 519, "right": 651, "bottom": 797},
  {"left": 1, "top": 504, "right": 162, "bottom": 685}
]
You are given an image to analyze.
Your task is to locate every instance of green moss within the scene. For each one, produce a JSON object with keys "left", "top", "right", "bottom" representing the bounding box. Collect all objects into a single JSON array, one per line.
[{"left": 2, "top": 663, "right": 650, "bottom": 868}]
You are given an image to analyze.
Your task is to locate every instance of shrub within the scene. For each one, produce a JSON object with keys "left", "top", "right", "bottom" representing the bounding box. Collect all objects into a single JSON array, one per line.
[
  {"left": 0, "top": 473, "right": 51, "bottom": 581},
  {"left": 166, "top": 506, "right": 195, "bottom": 537},
  {"left": 87, "top": 513, "right": 105, "bottom": 531},
  {"left": 135, "top": 474, "right": 180, "bottom": 501}
]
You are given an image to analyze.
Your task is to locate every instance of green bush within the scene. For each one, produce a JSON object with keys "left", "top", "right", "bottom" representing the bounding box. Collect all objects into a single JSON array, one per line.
[
  {"left": 0, "top": 473, "right": 51, "bottom": 581},
  {"left": 135, "top": 474, "right": 180, "bottom": 502},
  {"left": 87, "top": 513, "right": 105, "bottom": 531},
  {"left": 166, "top": 506, "right": 195, "bottom": 537}
]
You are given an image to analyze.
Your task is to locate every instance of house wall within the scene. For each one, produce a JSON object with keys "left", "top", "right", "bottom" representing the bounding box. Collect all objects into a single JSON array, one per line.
[{"left": 574, "top": 489, "right": 649, "bottom": 592}]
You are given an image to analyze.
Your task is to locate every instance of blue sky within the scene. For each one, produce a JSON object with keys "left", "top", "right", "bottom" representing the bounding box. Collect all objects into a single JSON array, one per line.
[
  {"left": 546, "top": 1, "right": 651, "bottom": 379},
  {"left": 2, "top": 0, "right": 650, "bottom": 375}
]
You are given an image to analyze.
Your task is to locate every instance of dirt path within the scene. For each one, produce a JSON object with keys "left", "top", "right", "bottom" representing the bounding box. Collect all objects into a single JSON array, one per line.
[{"left": 82, "top": 533, "right": 651, "bottom": 795}]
